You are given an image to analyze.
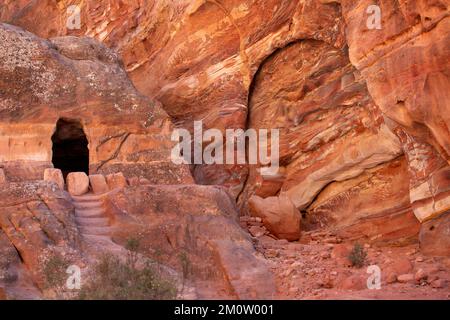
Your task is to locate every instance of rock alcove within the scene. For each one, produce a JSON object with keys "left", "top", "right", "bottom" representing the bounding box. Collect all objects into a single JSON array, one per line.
[{"left": 51, "top": 118, "right": 89, "bottom": 178}]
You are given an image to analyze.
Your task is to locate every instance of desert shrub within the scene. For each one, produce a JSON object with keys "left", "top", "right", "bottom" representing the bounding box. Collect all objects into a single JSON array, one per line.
[
  {"left": 125, "top": 236, "right": 141, "bottom": 268},
  {"left": 43, "top": 254, "right": 70, "bottom": 289},
  {"left": 348, "top": 243, "right": 367, "bottom": 268},
  {"left": 78, "top": 254, "right": 177, "bottom": 300},
  {"left": 125, "top": 237, "right": 140, "bottom": 252}
]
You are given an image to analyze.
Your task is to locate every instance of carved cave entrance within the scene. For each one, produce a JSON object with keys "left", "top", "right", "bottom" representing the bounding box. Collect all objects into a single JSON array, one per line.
[{"left": 51, "top": 118, "right": 89, "bottom": 178}]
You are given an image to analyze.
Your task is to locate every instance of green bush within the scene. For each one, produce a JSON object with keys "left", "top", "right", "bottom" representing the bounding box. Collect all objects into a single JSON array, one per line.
[
  {"left": 125, "top": 237, "right": 140, "bottom": 268},
  {"left": 348, "top": 243, "right": 367, "bottom": 268},
  {"left": 125, "top": 237, "right": 140, "bottom": 252},
  {"left": 78, "top": 254, "right": 177, "bottom": 300}
]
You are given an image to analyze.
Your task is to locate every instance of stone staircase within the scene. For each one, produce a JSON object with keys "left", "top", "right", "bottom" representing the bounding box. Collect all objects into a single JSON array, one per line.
[{"left": 71, "top": 193, "right": 119, "bottom": 251}]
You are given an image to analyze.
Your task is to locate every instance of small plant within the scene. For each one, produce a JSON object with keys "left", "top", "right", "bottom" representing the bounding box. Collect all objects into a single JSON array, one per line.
[
  {"left": 125, "top": 237, "right": 140, "bottom": 252},
  {"left": 43, "top": 254, "right": 70, "bottom": 289},
  {"left": 125, "top": 236, "right": 140, "bottom": 268},
  {"left": 348, "top": 243, "right": 367, "bottom": 268},
  {"left": 78, "top": 254, "right": 177, "bottom": 300}
]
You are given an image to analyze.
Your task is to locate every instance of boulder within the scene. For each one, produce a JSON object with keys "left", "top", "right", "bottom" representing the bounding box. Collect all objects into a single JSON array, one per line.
[
  {"left": 127, "top": 176, "right": 140, "bottom": 187},
  {"left": 386, "top": 273, "right": 397, "bottom": 284},
  {"left": 397, "top": 274, "right": 414, "bottom": 283},
  {"left": 414, "top": 269, "right": 427, "bottom": 282},
  {"left": 338, "top": 274, "right": 366, "bottom": 291},
  {"left": 106, "top": 172, "right": 128, "bottom": 190},
  {"left": 430, "top": 279, "right": 447, "bottom": 289},
  {"left": 66, "top": 172, "right": 89, "bottom": 196},
  {"left": 43, "top": 168, "right": 64, "bottom": 190},
  {"left": 89, "top": 174, "right": 109, "bottom": 195},
  {"left": 248, "top": 194, "right": 301, "bottom": 241},
  {"left": 139, "top": 177, "right": 151, "bottom": 185},
  {"left": 248, "top": 226, "right": 266, "bottom": 238},
  {"left": 389, "top": 258, "right": 414, "bottom": 275}
]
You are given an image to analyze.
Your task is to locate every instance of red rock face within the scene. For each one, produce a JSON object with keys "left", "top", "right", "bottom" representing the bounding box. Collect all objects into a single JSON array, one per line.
[
  {"left": 240, "top": 39, "right": 402, "bottom": 208},
  {"left": 341, "top": 0, "right": 450, "bottom": 156},
  {"left": 0, "top": 23, "right": 193, "bottom": 184},
  {"left": 0, "top": 0, "right": 345, "bottom": 190},
  {"left": 0, "top": 181, "right": 83, "bottom": 296},
  {"left": 341, "top": 0, "right": 450, "bottom": 224},
  {"left": 236, "top": 38, "right": 420, "bottom": 244},
  {"left": 307, "top": 157, "right": 420, "bottom": 246}
]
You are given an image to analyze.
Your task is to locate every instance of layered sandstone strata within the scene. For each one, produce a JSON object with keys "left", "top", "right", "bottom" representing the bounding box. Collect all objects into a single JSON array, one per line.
[
  {"left": 0, "top": 25, "right": 277, "bottom": 298},
  {"left": 1, "top": 1, "right": 449, "bottom": 251},
  {"left": 341, "top": 0, "right": 450, "bottom": 245},
  {"left": 0, "top": 0, "right": 346, "bottom": 192},
  {"left": 0, "top": 23, "right": 193, "bottom": 184},
  {"left": 238, "top": 38, "right": 419, "bottom": 244}
]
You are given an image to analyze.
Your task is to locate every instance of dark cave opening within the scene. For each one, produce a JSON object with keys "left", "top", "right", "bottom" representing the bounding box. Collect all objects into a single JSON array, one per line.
[{"left": 51, "top": 118, "right": 89, "bottom": 179}]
